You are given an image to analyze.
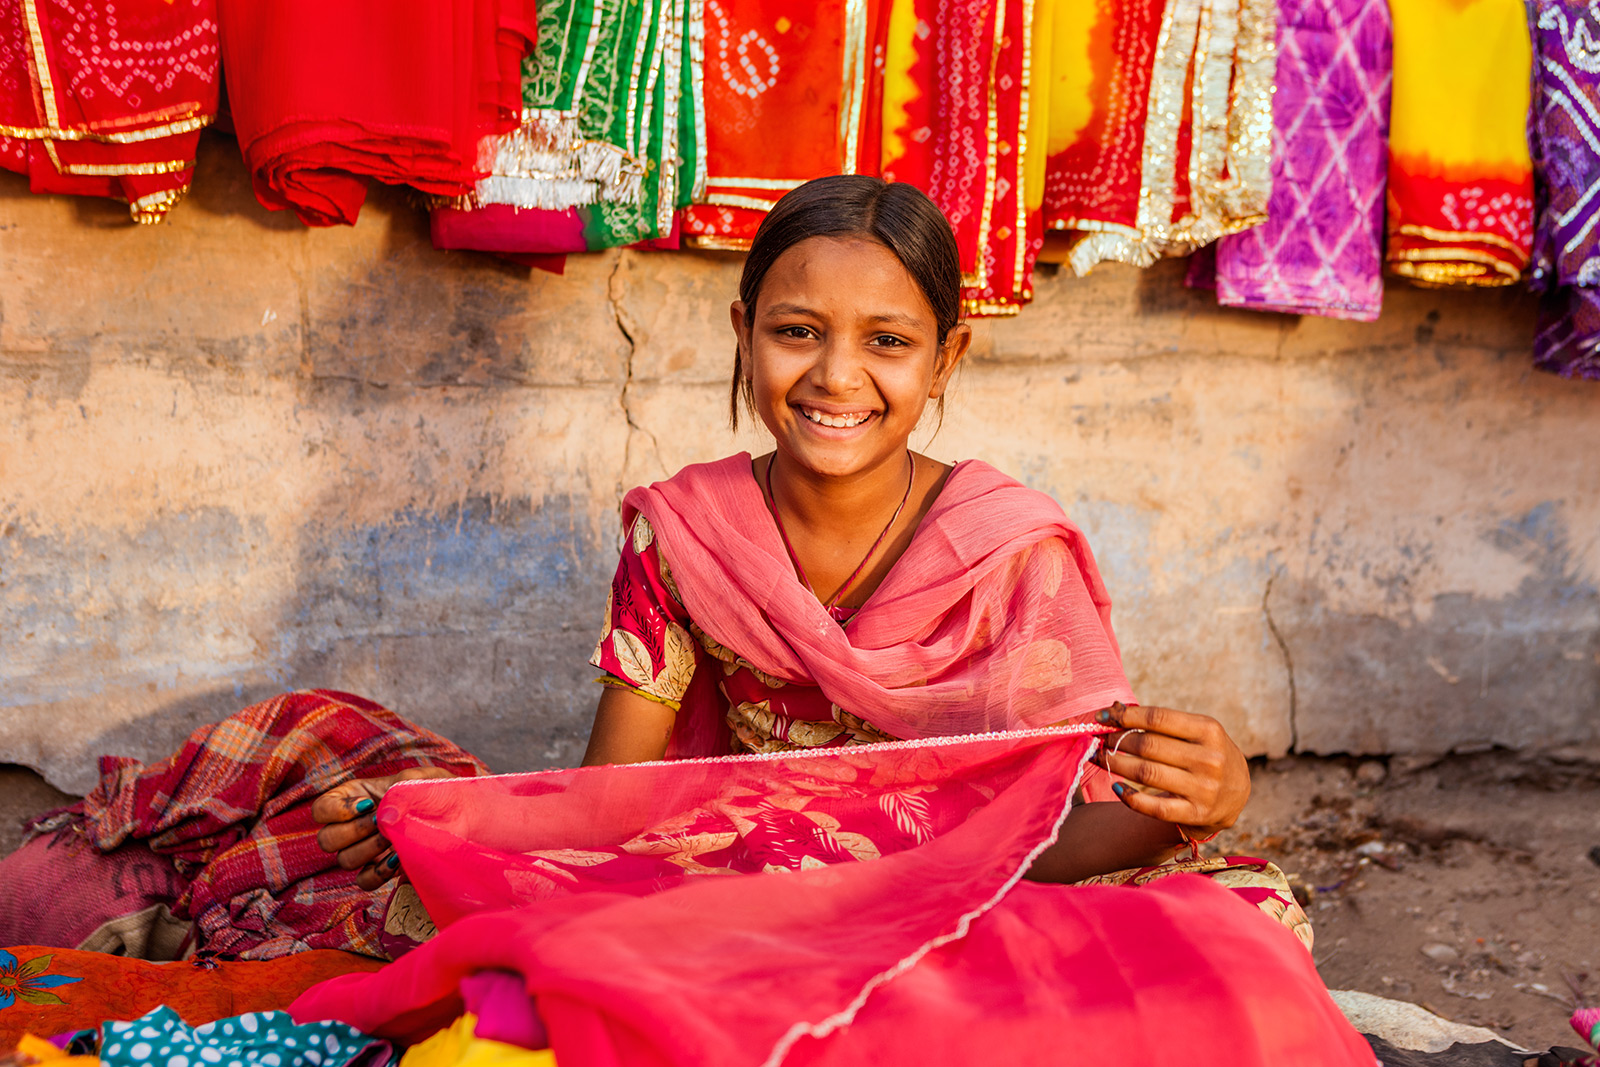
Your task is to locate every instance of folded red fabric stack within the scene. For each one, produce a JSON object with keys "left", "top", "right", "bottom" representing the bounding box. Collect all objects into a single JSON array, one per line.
[
  {"left": 0, "top": 0, "right": 220, "bottom": 223},
  {"left": 217, "top": 0, "right": 535, "bottom": 226}
]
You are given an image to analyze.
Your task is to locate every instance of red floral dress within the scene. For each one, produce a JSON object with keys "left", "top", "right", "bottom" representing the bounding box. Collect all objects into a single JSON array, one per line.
[{"left": 591, "top": 515, "right": 897, "bottom": 754}]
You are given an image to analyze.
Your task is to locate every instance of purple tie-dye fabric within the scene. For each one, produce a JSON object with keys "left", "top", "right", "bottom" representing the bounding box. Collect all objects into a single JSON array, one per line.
[
  {"left": 1528, "top": 2, "right": 1600, "bottom": 381},
  {"left": 1189, "top": 0, "right": 1392, "bottom": 320}
]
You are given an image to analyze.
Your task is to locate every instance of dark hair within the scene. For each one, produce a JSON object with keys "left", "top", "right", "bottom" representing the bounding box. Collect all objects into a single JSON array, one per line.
[{"left": 730, "top": 175, "right": 964, "bottom": 428}]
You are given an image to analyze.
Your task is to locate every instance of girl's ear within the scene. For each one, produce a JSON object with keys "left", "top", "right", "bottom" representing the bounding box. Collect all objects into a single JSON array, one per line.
[
  {"left": 929, "top": 323, "right": 972, "bottom": 399},
  {"left": 730, "top": 299, "right": 754, "bottom": 380}
]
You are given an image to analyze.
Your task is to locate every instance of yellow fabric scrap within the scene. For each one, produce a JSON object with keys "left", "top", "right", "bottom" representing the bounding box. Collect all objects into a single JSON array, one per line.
[{"left": 398, "top": 1014, "right": 557, "bottom": 1067}]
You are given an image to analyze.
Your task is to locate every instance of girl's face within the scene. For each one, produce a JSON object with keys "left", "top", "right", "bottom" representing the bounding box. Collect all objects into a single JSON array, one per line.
[{"left": 731, "top": 236, "right": 969, "bottom": 481}]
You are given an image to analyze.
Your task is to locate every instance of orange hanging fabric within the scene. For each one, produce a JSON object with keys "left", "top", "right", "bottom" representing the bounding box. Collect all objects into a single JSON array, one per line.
[{"left": 682, "top": 0, "right": 883, "bottom": 249}]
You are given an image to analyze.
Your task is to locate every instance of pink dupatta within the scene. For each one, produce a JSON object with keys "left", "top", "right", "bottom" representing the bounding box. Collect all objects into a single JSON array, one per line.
[
  {"left": 291, "top": 729, "right": 1372, "bottom": 1067},
  {"left": 625, "top": 454, "right": 1136, "bottom": 754}
]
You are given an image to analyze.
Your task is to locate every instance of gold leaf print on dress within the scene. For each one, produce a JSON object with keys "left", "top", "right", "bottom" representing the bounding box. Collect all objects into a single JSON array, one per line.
[
  {"left": 787, "top": 718, "right": 846, "bottom": 747},
  {"left": 832, "top": 706, "right": 898, "bottom": 745},
  {"left": 691, "top": 622, "right": 738, "bottom": 664},
  {"left": 727, "top": 700, "right": 794, "bottom": 753},
  {"left": 632, "top": 514, "right": 656, "bottom": 555},
  {"left": 656, "top": 622, "right": 697, "bottom": 703},
  {"left": 733, "top": 655, "right": 788, "bottom": 689},
  {"left": 658, "top": 551, "right": 684, "bottom": 604},
  {"left": 611, "top": 628, "right": 657, "bottom": 689}
]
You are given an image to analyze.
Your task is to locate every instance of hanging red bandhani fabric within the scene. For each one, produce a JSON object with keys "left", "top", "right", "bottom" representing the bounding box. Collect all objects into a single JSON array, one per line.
[
  {"left": 0, "top": 0, "right": 220, "bottom": 223},
  {"left": 217, "top": 0, "right": 535, "bottom": 227},
  {"left": 1384, "top": 0, "right": 1533, "bottom": 285},
  {"left": 681, "top": 0, "right": 883, "bottom": 250},
  {"left": 1039, "top": 0, "right": 1275, "bottom": 276},
  {"left": 880, "top": 0, "right": 1039, "bottom": 315}
]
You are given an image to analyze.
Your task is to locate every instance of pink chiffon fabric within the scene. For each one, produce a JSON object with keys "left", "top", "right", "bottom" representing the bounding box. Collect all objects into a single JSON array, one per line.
[
  {"left": 625, "top": 455, "right": 1137, "bottom": 755},
  {"left": 291, "top": 728, "right": 1372, "bottom": 1067}
]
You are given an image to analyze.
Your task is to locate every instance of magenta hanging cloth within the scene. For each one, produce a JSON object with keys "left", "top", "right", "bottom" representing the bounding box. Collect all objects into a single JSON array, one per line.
[
  {"left": 1528, "top": 3, "right": 1600, "bottom": 381},
  {"left": 1189, "top": 0, "right": 1393, "bottom": 319}
]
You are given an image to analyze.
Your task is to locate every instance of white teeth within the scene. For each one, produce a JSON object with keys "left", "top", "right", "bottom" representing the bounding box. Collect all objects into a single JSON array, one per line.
[{"left": 802, "top": 408, "right": 871, "bottom": 428}]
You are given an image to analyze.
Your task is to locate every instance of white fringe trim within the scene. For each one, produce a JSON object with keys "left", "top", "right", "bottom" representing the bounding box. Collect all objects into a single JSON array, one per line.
[{"left": 468, "top": 112, "right": 649, "bottom": 210}]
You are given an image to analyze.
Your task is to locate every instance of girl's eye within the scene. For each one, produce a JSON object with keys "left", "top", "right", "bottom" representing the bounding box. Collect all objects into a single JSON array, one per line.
[
  {"left": 872, "top": 334, "right": 908, "bottom": 348},
  {"left": 778, "top": 325, "right": 815, "bottom": 340}
]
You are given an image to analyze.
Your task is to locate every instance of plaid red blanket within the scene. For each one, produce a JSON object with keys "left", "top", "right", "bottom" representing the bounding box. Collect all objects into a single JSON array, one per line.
[{"left": 74, "top": 690, "right": 486, "bottom": 960}]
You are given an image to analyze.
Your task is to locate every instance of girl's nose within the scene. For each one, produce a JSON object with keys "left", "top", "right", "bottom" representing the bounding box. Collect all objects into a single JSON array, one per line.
[{"left": 813, "top": 338, "right": 864, "bottom": 394}]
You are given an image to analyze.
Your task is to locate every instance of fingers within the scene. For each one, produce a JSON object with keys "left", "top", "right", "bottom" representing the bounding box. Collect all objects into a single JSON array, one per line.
[
  {"left": 1093, "top": 702, "right": 1251, "bottom": 837},
  {"left": 1097, "top": 702, "right": 1220, "bottom": 744},
  {"left": 354, "top": 849, "right": 403, "bottom": 891},
  {"left": 310, "top": 777, "right": 389, "bottom": 826},
  {"left": 335, "top": 829, "right": 388, "bottom": 872},
  {"left": 1111, "top": 780, "right": 1202, "bottom": 826},
  {"left": 317, "top": 812, "right": 379, "bottom": 855}
]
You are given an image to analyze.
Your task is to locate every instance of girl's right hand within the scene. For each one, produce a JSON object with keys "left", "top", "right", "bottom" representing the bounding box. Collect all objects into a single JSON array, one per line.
[{"left": 311, "top": 767, "right": 458, "bottom": 890}]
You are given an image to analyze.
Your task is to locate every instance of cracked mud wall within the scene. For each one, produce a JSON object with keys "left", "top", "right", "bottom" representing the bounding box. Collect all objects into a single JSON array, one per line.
[{"left": 3, "top": 134, "right": 1596, "bottom": 793}]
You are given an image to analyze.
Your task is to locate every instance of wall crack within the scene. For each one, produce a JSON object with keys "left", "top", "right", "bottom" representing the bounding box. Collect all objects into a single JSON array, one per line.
[
  {"left": 608, "top": 252, "right": 663, "bottom": 505},
  {"left": 1263, "top": 566, "right": 1299, "bottom": 752}
]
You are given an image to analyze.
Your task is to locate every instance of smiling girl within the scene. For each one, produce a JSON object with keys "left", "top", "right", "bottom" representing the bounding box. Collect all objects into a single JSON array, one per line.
[
  {"left": 291, "top": 176, "right": 1367, "bottom": 1064},
  {"left": 316, "top": 175, "right": 1265, "bottom": 894}
]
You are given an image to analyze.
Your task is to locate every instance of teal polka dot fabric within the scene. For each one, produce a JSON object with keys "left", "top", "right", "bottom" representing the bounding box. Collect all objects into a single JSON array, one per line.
[{"left": 99, "top": 1006, "right": 392, "bottom": 1067}]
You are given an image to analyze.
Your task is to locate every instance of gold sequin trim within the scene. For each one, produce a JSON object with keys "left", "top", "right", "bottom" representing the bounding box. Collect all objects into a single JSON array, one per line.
[
  {"left": 656, "top": 0, "right": 687, "bottom": 233},
  {"left": 710, "top": 176, "right": 809, "bottom": 190},
  {"left": 1048, "top": 217, "right": 1143, "bottom": 238},
  {"left": 704, "top": 192, "right": 785, "bottom": 211},
  {"left": 129, "top": 186, "right": 187, "bottom": 225},
  {"left": 1218, "top": 0, "right": 1274, "bottom": 223},
  {"left": 689, "top": 0, "right": 708, "bottom": 199},
  {"left": 58, "top": 157, "right": 195, "bottom": 177},
  {"left": 841, "top": 0, "right": 870, "bottom": 174},
  {"left": 21, "top": 0, "right": 60, "bottom": 128},
  {"left": 1388, "top": 245, "right": 1522, "bottom": 283},
  {"left": 1389, "top": 259, "right": 1519, "bottom": 287},
  {"left": 963, "top": 296, "right": 1024, "bottom": 316},
  {"left": 1393, "top": 223, "right": 1530, "bottom": 261},
  {"left": 685, "top": 233, "right": 754, "bottom": 251},
  {"left": 1012, "top": 0, "right": 1036, "bottom": 294},
  {"left": 0, "top": 113, "right": 212, "bottom": 144}
]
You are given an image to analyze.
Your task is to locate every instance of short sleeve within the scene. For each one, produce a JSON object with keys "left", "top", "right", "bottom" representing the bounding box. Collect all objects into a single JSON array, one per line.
[{"left": 590, "top": 515, "right": 703, "bottom": 709}]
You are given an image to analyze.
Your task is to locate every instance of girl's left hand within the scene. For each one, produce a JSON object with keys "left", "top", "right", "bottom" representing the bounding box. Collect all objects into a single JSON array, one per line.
[{"left": 1092, "top": 703, "right": 1251, "bottom": 838}]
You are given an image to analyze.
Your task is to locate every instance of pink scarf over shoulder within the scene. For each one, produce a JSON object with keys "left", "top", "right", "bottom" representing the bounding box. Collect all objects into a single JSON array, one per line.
[{"left": 624, "top": 455, "right": 1136, "bottom": 744}]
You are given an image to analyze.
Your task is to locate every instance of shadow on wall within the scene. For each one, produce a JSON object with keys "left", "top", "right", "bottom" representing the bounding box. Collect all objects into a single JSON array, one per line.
[{"left": 38, "top": 139, "right": 626, "bottom": 790}]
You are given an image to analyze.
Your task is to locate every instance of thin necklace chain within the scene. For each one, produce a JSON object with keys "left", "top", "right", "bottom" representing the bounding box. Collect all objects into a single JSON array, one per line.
[{"left": 765, "top": 452, "right": 916, "bottom": 622}]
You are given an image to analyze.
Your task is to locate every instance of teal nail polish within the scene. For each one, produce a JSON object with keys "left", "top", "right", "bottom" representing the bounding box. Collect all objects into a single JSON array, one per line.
[
  {"left": 354, "top": 798, "right": 376, "bottom": 816},
  {"left": 1112, "top": 782, "right": 1126, "bottom": 797},
  {"left": 1096, "top": 709, "right": 1113, "bottom": 724},
  {"left": 386, "top": 854, "right": 400, "bottom": 870}
]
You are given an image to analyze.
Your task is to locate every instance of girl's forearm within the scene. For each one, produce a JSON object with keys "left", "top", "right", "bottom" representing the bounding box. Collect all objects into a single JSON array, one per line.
[{"left": 1023, "top": 800, "right": 1186, "bottom": 884}]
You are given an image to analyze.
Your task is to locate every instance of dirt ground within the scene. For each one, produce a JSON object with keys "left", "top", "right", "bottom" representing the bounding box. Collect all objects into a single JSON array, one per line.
[
  {"left": 1212, "top": 748, "right": 1600, "bottom": 1052},
  {"left": 2, "top": 750, "right": 1596, "bottom": 1052}
]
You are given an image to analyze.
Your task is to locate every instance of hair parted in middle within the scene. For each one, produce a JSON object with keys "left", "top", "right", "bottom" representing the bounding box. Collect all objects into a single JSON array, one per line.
[{"left": 729, "top": 175, "right": 965, "bottom": 429}]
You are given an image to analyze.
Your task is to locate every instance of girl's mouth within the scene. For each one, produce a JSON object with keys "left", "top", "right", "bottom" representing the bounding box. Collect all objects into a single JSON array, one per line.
[{"left": 798, "top": 405, "right": 877, "bottom": 429}]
